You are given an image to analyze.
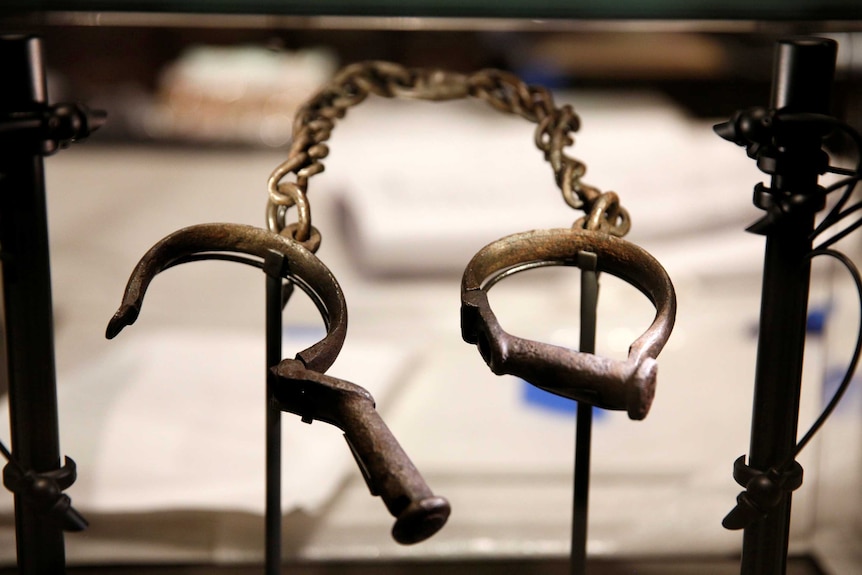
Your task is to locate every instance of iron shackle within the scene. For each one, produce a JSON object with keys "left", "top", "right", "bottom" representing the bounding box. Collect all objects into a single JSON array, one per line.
[
  {"left": 106, "top": 222, "right": 346, "bottom": 373},
  {"left": 461, "top": 227, "right": 676, "bottom": 420},
  {"left": 272, "top": 359, "right": 451, "bottom": 544}
]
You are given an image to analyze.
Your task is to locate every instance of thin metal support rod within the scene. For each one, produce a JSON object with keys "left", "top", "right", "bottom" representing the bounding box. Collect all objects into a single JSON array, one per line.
[
  {"left": 0, "top": 35, "right": 66, "bottom": 574},
  {"left": 571, "top": 251, "right": 599, "bottom": 575},
  {"left": 264, "top": 255, "right": 286, "bottom": 575}
]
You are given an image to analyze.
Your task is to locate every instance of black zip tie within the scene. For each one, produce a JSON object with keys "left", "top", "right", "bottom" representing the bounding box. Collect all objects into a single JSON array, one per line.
[{"left": 0, "top": 439, "right": 88, "bottom": 532}]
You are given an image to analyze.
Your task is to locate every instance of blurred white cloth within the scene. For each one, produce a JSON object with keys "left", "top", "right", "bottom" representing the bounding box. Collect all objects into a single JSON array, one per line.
[
  {"left": 327, "top": 91, "right": 764, "bottom": 277},
  {"left": 0, "top": 328, "right": 412, "bottom": 515}
]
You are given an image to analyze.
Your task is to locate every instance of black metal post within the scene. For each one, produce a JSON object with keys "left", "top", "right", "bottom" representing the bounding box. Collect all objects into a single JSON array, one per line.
[
  {"left": 265, "top": 265, "right": 285, "bottom": 575},
  {"left": 0, "top": 35, "right": 66, "bottom": 574},
  {"left": 571, "top": 251, "right": 598, "bottom": 575},
  {"left": 739, "top": 38, "right": 837, "bottom": 575}
]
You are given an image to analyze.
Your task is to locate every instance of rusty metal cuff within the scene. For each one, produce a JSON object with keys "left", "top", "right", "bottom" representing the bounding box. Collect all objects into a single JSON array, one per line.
[
  {"left": 106, "top": 223, "right": 347, "bottom": 373},
  {"left": 271, "top": 359, "right": 451, "bottom": 544},
  {"left": 460, "top": 228, "right": 676, "bottom": 420}
]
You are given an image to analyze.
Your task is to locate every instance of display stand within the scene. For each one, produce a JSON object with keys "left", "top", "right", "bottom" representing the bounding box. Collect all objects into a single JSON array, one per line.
[
  {"left": 0, "top": 35, "right": 102, "bottom": 574},
  {"left": 715, "top": 38, "right": 851, "bottom": 575},
  {"left": 264, "top": 254, "right": 295, "bottom": 575},
  {"left": 570, "top": 251, "right": 598, "bottom": 575},
  {"left": 265, "top": 271, "right": 284, "bottom": 575},
  {"left": 738, "top": 40, "right": 830, "bottom": 574}
]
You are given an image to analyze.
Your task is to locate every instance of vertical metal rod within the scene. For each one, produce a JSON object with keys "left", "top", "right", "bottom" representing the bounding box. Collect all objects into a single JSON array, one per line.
[
  {"left": 740, "top": 38, "right": 836, "bottom": 575},
  {"left": 571, "top": 251, "right": 598, "bottom": 575},
  {"left": 741, "top": 218, "right": 814, "bottom": 575},
  {"left": 0, "top": 35, "right": 67, "bottom": 574},
  {"left": 265, "top": 271, "right": 284, "bottom": 575}
]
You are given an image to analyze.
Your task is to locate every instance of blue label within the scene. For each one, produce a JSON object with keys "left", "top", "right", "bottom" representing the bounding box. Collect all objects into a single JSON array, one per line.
[{"left": 521, "top": 379, "right": 606, "bottom": 420}]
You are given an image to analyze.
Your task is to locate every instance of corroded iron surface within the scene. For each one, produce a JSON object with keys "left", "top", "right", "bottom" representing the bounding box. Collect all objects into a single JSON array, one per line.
[
  {"left": 272, "top": 359, "right": 451, "bottom": 545},
  {"left": 461, "top": 228, "right": 676, "bottom": 420},
  {"left": 106, "top": 222, "right": 346, "bottom": 373}
]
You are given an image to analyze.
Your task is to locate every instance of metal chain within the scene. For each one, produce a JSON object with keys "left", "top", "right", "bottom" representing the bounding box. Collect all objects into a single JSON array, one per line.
[{"left": 267, "top": 61, "right": 630, "bottom": 250}]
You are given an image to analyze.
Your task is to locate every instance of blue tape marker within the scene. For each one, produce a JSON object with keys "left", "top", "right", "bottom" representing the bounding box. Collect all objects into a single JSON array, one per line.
[
  {"left": 807, "top": 305, "right": 831, "bottom": 335},
  {"left": 520, "top": 379, "right": 606, "bottom": 420}
]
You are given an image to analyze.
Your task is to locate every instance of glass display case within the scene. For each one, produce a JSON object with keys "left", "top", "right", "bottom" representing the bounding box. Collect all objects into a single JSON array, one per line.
[{"left": 2, "top": 4, "right": 862, "bottom": 575}]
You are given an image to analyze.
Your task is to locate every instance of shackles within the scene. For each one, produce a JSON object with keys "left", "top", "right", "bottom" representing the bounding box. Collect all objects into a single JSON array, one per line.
[
  {"left": 106, "top": 223, "right": 345, "bottom": 371},
  {"left": 460, "top": 227, "right": 677, "bottom": 420},
  {"left": 106, "top": 222, "right": 450, "bottom": 544},
  {"left": 262, "top": 60, "right": 676, "bottom": 417},
  {"left": 272, "top": 359, "right": 451, "bottom": 544},
  {"left": 106, "top": 61, "right": 678, "bottom": 549}
]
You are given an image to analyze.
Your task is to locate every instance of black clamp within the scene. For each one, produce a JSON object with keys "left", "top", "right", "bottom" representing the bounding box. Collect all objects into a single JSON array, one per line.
[
  {"left": 714, "top": 107, "right": 830, "bottom": 233},
  {"left": 0, "top": 102, "right": 106, "bottom": 156},
  {"left": 2, "top": 455, "right": 88, "bottom": 532},
  {"left": 722, "top": 455, "right": 803, "bottom": 531}
]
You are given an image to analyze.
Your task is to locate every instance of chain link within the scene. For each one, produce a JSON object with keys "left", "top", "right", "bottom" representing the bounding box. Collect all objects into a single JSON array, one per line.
[
  {"left": 267, "top": 61, "right": 630, "bottom": 248},
  {"left": 573, "top": 191, "right": 631, "bottom": 235}
]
